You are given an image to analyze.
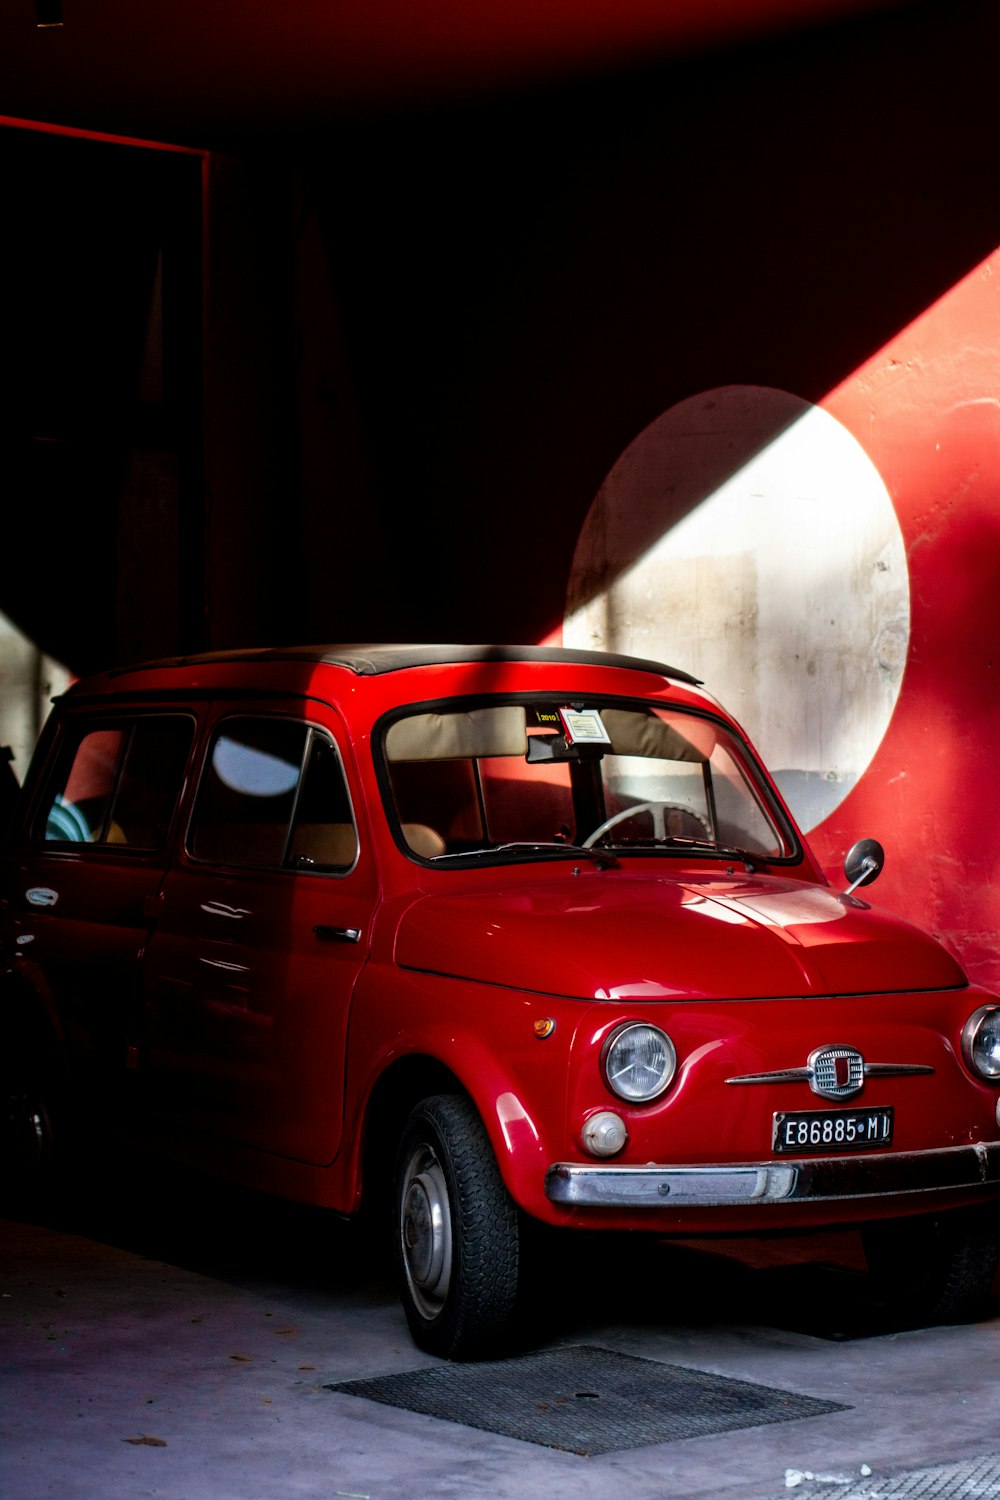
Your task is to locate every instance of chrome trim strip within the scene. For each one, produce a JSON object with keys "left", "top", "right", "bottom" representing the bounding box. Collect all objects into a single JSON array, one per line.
[
  {"left": 863, "top": 1063, "right": 935, "bottom": 1078},
  {"left": 545, "top": 1141, "right": 1000, "bottom": 1209},
  {"left": 726, "top": 1062, "right": 934, "bottom": 1085},
  {"left": 725, "top": 1068, "right": 811, "bottom": 1086}
]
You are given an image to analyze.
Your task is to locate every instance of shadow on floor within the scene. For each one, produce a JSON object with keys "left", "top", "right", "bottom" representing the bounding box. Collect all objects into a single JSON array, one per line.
[{"left": 14, "top": 1151, "right": 993, "bottom": 1351}]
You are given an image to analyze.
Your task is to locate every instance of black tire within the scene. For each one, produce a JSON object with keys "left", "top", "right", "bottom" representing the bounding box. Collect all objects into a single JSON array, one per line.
[
  {"left": 862, "top": 1207, "right": 1000, "bottom": 1323},
  {"left": 394, "top": 1093, "right": 520, "bottom": 1360},
  {"left": 0, "top": 1024, "right": 63, "bottom": 1209}
]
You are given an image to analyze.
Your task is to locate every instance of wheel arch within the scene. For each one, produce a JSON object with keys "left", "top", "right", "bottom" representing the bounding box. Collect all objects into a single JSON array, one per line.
[
  {"left": 359, "top": 1053, "right": 469, "bottom": 1218},
  {"left": 355, "top": 1037, "right": 552, "bottom": 1222}
]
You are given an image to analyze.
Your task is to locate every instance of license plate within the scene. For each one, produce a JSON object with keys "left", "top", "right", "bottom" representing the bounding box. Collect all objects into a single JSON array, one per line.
[{"left": 772, "top": 1105, "right": 893, "bottom": 1154}]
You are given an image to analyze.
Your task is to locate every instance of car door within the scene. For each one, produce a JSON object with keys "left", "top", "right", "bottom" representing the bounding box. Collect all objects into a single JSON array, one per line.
[
  {"left": 141, "top": 700, "right": 375, "bottom": 1167},
  {"left": 3, "top": 711, "right": 196, "bottom": 1085}
]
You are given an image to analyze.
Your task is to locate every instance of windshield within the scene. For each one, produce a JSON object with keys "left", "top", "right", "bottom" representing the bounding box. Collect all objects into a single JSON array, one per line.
[{"left": 380, "top": 697, "right": 795, "bottom": 864}]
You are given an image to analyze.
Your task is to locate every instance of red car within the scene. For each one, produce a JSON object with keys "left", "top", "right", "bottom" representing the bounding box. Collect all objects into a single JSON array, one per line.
[{"left": 3, "top": 643, "right": 1000, "bottom": 1357}]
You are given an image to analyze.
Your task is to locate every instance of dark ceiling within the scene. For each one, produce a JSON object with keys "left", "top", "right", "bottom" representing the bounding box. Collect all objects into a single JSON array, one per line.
[{"left": 1, "top": 0, "right": 914, "bottom": 145}]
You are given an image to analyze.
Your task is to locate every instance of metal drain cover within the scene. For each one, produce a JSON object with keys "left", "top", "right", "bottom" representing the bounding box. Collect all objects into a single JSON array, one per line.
[
  {"left": 326, "top": 1345, "right": 849, "bottom": 1455},
  {"left": 772, "top": 1452, "right": 1000, "bottom": 1499}
]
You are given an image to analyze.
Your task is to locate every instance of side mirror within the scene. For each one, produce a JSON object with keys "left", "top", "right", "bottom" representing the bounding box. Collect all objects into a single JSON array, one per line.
[{"left": 843, "top": 837, "right": 885, "bottom": 895}]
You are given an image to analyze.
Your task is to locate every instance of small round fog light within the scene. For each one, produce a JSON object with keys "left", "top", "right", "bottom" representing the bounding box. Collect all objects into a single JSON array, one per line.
[{"left": 581, "top": 1111, "right": 628, "bottom": 1158}]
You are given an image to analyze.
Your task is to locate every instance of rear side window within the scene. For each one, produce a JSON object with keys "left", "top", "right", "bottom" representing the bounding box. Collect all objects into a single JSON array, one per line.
[
  {"left": 35, "top": 716, "right": 194, "bottom": 850},
  {"left": 188, "top": 716, "right": 357, "bottom": 872}
]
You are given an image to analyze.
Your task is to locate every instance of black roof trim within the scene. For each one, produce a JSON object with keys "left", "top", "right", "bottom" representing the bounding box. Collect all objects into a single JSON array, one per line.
[{"left": 107, "top": 643, "right": 703, "bottom": 686}]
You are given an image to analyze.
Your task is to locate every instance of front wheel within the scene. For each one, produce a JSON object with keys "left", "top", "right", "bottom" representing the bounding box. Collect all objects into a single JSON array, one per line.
[
  {"left": 862, "top": 1207, "right": 1000, "bottom": 1323},
  {"left": 394, "top": 1094, "right": 520, "bottom": 1359}
]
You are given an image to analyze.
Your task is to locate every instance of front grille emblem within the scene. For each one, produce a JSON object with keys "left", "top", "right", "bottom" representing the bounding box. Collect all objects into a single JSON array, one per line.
[{"left": 809, "top": 1045, "right": 864, "bottom": 1100}]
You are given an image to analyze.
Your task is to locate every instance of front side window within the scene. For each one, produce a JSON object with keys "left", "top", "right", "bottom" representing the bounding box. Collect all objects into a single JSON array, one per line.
[
  {"left": 189, "top": 717, "right": 357, "bottom": 871},
  {"left": 381, "top": 698, "right": 795, "bottom": 864},
  {"left": 36, "top": 716, "right": 194, "bottom": 850}
]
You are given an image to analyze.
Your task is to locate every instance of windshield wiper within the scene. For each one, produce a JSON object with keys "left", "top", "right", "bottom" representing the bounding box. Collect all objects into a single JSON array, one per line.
[
  {"left": 600, "top": 835, "right": 759, "bottom": 865},
  {"left": 430, "top": 840, "right": 618, "bottom": 867}
]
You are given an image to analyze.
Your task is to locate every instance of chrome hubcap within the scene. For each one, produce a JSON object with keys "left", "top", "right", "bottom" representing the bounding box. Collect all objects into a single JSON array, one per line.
[{"left": 400, "top": 1146, "right": 453, "bottom": 1319}]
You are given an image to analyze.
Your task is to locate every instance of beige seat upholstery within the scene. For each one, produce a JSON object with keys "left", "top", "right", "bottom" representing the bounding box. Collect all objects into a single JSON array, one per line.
[
  {"left": 402, "top": 822, "right": 447, "bottom": 858},
  {"left": 289, "top": 822, "right": 359, "bottom": 867}
]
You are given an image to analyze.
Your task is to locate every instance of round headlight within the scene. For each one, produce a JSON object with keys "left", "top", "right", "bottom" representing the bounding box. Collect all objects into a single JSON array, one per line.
[
  {"left": 603, "top": 1023, "right": 677, "bottom": 1103},
  {"left": 963, "top": 1005, "right": 1000, "bottom": 1081}
]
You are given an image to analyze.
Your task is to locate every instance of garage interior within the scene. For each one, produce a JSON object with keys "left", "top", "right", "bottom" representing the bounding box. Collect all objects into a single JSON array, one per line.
[{"left": 4, "top": 2, "right": 1000, "bottom": 1497}]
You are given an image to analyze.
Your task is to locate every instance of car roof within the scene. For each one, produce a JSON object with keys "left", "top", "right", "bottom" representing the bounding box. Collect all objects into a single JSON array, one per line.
[{"left": 103, "top": 643, "right": 702, "bottom": 685}]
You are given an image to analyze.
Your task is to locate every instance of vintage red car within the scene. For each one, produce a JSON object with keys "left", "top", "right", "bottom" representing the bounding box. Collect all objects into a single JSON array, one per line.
[{"left": 3, "top": 643, "right": 1000, "bottom": 1357}]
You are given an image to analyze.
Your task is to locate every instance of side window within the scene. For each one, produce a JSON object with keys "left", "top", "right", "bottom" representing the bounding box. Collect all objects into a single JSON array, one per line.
[
  {"left": 286, "top": 733, "right": 359, "bottom": 870},
  {"left": 189, "top": 717, "right": 357, "bottom": 872},
  {"left": 36, "top": 716, "right": 194, "bottom": 849}
]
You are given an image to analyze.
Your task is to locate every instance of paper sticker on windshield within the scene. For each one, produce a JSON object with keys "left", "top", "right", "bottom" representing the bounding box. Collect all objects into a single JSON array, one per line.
[{"left": 558, "top": 708, "right": 610, "bottom": 745}]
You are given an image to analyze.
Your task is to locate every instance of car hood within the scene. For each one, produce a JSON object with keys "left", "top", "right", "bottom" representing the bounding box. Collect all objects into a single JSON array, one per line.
[{"left": 392, "top": 869, "right": 967, "bottom": 1001}]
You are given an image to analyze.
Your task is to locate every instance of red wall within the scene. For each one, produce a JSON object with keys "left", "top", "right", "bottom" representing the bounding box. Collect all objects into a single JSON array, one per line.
[{"left": 816, "top": 252, "right": 1000, "bottom": 986}]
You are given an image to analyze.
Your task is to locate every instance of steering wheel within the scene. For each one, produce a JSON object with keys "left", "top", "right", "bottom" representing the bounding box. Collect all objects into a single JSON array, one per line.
[{"left": 582, "top": 801, "right": 711, "bottom": 848}]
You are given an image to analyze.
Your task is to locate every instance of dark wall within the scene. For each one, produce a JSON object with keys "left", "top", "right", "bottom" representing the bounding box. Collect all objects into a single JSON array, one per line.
[
  {"left": 0, "top": 128, "right": 204, "bottom": 674},
  {"left": 2, "top": 0, "right": 998, "bottom": 668}
]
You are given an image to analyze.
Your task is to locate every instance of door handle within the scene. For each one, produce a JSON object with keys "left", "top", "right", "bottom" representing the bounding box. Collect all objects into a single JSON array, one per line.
[{"left": 313, "top": 924, "right": 362, "bottom": 943}]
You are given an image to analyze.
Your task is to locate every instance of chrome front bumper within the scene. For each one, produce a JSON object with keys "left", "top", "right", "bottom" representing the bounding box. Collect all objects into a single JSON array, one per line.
[{"left": 545, "top": 1141, "right": 1000, "bottom": 1209}]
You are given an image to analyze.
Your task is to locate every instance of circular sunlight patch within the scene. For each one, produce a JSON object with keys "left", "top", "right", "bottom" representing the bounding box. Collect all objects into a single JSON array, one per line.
[{"left": 563, "top": 385, "right": 909, "bottom": 832}]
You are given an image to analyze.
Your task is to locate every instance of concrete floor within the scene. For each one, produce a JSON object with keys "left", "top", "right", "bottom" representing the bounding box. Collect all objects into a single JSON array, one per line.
[{"left": 4, "top": 1164, "right": 1000, "bottom": 1500}]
